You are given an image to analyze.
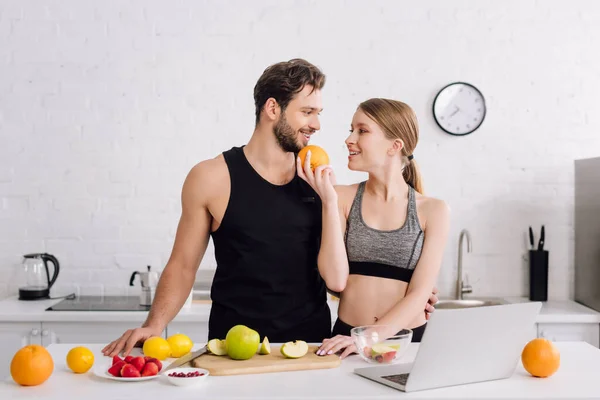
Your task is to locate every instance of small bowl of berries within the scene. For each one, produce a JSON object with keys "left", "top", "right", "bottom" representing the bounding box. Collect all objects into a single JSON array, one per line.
[{"left": 164, "top": 367, "right": 209, "bottom": 387}]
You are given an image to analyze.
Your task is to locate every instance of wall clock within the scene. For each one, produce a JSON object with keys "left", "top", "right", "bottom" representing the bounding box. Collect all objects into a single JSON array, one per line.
[{"left": 433, "top": 82, "right": 486, "bottom": 136}]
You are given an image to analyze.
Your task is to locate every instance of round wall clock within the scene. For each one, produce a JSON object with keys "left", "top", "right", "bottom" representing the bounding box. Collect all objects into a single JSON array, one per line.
[{"left": 433, "top": 82, "right": 486, "bottom": 136}]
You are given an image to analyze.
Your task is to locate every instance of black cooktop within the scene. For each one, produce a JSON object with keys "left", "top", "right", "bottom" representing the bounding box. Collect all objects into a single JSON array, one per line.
[{"left": 46, "top": 296, "right": 151, "bottom": 311}]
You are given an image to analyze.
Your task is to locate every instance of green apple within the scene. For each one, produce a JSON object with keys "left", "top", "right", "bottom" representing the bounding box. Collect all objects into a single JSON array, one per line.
[
  {"left": 259, "top": 336, "right": 271, "bottom": 355},
  {"left": 280, "top": 340, "right": 309, "bottom": 359},
  {"left": 225, "top": 325, "right": 260, "bottom": 360},
  {"left": 207, "top": 338, "right": 227, "bottom": 356}
]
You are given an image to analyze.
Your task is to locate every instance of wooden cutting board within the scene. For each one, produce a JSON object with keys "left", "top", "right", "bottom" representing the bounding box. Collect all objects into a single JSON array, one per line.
[{"left": 190, "top": 345, "right": 341, "bottom": 376}]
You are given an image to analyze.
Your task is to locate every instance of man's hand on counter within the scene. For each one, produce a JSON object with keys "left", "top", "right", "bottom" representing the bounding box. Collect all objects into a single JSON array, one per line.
[{"left": 101, "top": 326, "right": 162, "bottom": 357}]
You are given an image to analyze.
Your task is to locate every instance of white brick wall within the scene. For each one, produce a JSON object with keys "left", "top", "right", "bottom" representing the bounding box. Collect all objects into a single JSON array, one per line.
[{"left": 1, "top": 0, "right": 599, "bottom": 300}]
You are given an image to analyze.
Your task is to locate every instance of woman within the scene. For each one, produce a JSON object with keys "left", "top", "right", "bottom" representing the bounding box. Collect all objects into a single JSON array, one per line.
[{"left": 297, "top": 98, "right": 450, "bottom": 359}]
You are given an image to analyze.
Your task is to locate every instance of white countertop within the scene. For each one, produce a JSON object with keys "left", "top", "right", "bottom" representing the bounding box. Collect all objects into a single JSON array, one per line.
[
  {"left": 502, "top": 296, "right": 600, "bottom": 323},
  {"left": 0, "top": 295, "right": 598, "bottom": 324},
  {"left": 1, "top": 341, "right": 599, "bottom": 399}
]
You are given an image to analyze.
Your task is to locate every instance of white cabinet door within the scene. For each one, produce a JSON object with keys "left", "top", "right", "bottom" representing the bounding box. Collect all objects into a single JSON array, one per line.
[
  {"left": 0, "top": 323, "right": 42, "bottom": 379},
  {"left": 537, "top": 323, "right": 600, "bottom": 348},
  {"left": 166, "top": 322, "right": 208, "bottom": 343},
  {"left": 41, "top": 322, "right": 166, "bottom": 347}
]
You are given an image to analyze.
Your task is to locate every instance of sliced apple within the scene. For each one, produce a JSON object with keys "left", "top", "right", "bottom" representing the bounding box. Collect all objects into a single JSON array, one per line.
[
  {"left": 207, "top": 338, "right": 227, "bottom": 356},
  {"left": 280, "top": 340, "right": 308, "bottom": 359},
  {"left": 259, "top": 336, "right": 271, "bottom": 355},
  {"left": 371, "top": 343, "right": 397, "bottom": 363},
  {"left": 371, "top": 343, "right": 396, "bottom": 354}
]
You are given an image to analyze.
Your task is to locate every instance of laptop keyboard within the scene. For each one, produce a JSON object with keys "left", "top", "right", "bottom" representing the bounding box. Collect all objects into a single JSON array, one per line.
[{"left": 381, "top": 373, "right": 409, "bottom": 386}]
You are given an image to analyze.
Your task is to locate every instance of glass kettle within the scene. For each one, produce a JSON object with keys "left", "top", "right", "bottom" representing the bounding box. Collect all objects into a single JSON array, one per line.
[{"left": 17, "top": 253, "right": 60, "bottom": 300}]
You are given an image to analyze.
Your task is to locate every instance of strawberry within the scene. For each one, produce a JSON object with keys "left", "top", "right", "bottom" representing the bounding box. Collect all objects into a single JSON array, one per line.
[
  {"left": 120, "top": 364, "right": 141, "bottom": 378},
  {"left": 144, "top": 356, "right": 162, "bottom": 371},
  {"left": 141, "top": 362, "right": 158, "bottom": 377},
  {"left": 130, "top": 356, "right": 146, "bottom": 372},
  {"left": 108, "top": 360, "right": 126, "bottom": 377}
]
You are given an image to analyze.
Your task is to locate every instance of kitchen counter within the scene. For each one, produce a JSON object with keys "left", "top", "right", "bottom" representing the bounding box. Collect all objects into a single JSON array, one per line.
[
  {"left": 1, "top": 341, "right": 599, "bottom": 399},
  {"left": 0, "top": 295, "right": 598, "bottom": 324},
  {"left": 501, "top": 296, "right": 600, "bottom": 324},
  {"left": 0, "top": 296, "right": 213, "bottom": 323}
]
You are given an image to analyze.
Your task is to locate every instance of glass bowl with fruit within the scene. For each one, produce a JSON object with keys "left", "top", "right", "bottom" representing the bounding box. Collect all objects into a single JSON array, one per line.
[{"left": 351, "top": 325, "right": 412, "bottom": 364}]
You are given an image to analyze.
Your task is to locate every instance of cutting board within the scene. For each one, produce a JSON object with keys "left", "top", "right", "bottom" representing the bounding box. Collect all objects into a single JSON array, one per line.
[{"left": 190, "top": 345, "right": 341, "bottom": 376}]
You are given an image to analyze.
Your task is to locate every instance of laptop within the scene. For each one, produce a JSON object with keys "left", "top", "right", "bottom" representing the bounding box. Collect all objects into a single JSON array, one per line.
[{"left": 354, "top": 301, "right": 542, "bottom": 392}]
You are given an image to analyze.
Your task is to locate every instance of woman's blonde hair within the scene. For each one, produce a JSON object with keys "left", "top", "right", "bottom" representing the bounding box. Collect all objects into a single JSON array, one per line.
[{"left": 358, "top": 98, "right": 423, "bottom": 194}]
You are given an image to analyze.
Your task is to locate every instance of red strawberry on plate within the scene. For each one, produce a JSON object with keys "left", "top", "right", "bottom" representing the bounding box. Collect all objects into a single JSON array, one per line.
[
  {"left": 141, "top": 362, "right": 159, "bottom": 377},
  {"left": 108, "top": 360, "right": 126, "bottom": 377},
  {"left": 112, "top": 355, "right": 123, "bottom": 366},
  {"left": 130, "top": 356, "right": 146, "bottom": 372},
  {"left": 144, "top": 356, "right": 162, "bottom": 371},
  {"left": 121, "top": 364, "right": 141, "bottom": 378}
]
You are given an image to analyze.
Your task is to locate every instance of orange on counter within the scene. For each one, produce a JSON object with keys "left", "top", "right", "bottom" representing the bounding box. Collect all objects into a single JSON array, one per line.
[
  {"left": 11, "top": 344, "right": 54, "bottom": 386},
  {"left": 298, "top": 145, "right": 329, "bottom": 171},
  {"left": 521, "top": 338, "right": 560, "bottom": 378},
  {"left": 66, "top": 346, "right": 95, "bottom": 373}
]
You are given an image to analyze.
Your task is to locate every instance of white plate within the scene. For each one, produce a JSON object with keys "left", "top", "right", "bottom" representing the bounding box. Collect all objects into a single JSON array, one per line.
[{"left": 93, "top": 360, "right": 171, "bottom": 382}]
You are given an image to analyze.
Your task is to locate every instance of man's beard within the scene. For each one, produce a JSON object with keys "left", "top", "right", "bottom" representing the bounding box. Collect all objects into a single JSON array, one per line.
[{"left": 274, "top": 112, "right": 302, "bottom": 153}]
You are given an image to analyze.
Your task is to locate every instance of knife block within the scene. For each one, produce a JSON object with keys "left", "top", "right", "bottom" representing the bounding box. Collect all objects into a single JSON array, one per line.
[{"left": 529, "top": 250, "right": 549, "bottom": 301}]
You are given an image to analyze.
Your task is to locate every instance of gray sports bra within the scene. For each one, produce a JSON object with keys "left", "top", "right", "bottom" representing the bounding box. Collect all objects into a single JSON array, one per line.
[{"left": 344, "top": 181, "right": 424, "bottom": 283}]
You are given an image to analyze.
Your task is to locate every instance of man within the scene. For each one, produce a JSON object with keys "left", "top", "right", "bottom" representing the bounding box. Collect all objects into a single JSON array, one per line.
[{"left": 102, "top": 59, "right": 438, "bottom": 357}]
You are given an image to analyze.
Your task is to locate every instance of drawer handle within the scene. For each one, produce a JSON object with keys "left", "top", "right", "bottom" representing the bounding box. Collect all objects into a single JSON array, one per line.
[
  {"left": 31, "top": 329, "right": 39, "bottom": 336},
  {"left": 42, "top": 330, "right": 49, "bottom": 336}
]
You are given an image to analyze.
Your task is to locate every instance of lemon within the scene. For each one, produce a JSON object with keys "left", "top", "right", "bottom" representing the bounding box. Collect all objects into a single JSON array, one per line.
[
  {"left": 143, "top": 336, "right": 171, "bottom": 360},
  {"left": 66, "top": 346, "right": 94, "bottom": 374},
  {"left": 166, "top": 333, "right": 194, "bottom": 358},
  {"left": 207, "top": 338, "right": 227, "bottom": 356}
]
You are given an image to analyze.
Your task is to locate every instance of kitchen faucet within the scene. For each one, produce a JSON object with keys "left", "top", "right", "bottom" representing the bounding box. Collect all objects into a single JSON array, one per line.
[{"left": 457, "top": 229, "right": 473, "bottom": 300}]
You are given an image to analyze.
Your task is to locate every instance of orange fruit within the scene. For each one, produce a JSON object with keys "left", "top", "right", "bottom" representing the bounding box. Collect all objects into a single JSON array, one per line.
[
  {"left": 521, "top": 338, "right": 560, "bottom": 378},
  {"left": 298, "top": 145, "right": 329, "bottom": 171},
  {"left": 66, "top": 346, "right": 95, "bottom": 373},
  {"left": 10, "top": 344, "right": 54, "bottom": 386}
]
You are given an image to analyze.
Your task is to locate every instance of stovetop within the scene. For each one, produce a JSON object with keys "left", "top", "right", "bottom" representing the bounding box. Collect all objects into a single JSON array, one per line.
[{"left": 45, "top": 295, "right": 151, "bottom": 311}]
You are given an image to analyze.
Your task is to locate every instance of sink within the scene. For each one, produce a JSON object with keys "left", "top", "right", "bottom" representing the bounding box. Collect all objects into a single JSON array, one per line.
[{"left": 434, "top": 298, "right": 508, "bottom": 310}]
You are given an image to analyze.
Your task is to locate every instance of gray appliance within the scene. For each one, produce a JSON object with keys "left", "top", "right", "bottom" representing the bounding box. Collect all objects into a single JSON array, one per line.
[{"left": 574, "top": 156, "right": 600, "bottom": 311}]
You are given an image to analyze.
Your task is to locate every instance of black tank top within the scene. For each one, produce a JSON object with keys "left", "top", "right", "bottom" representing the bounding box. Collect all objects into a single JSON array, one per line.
[{"left": 208, "top": 146, "right": 330, "bottom": 342}]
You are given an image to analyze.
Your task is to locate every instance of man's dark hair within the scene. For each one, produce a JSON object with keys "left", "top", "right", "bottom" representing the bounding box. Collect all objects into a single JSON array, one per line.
[{"left": 253, "top": 58, "right": 326, "bottom": 125}]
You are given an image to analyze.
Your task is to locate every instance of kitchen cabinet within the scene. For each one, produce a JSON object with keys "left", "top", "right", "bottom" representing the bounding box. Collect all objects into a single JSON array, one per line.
[
  {"left": 166, "top": 322, "right": 208, "bottom": 342},
  {"left": 0, "top": 322, "right": 43, "bottom": 379},
  {"left": 537, "top": 323, "right": 599, "bottom": 347}
]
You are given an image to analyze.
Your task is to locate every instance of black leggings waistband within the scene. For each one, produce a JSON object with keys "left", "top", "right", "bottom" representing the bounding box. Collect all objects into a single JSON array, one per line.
[{"left": 332, "top": 317, "right": 426, "bottom": 342}]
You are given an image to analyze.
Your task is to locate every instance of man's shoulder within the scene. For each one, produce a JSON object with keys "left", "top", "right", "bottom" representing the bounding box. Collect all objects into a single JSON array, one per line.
[
  {"left": 182, "top": 152, "right": 230, "bottom": 201},
  {"left": 188, "top": 154, "right": 227, "bottom": 181}
]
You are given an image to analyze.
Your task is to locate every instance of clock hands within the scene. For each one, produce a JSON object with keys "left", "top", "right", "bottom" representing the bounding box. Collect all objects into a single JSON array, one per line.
[{"left": 449, "top": 105, "right": 460, "bottom": 118}]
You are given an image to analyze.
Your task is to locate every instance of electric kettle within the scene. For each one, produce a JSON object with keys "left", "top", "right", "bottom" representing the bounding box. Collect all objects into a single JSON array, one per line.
[{"left": 17, "top": 253, "right": 61, "bottom": 300}]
